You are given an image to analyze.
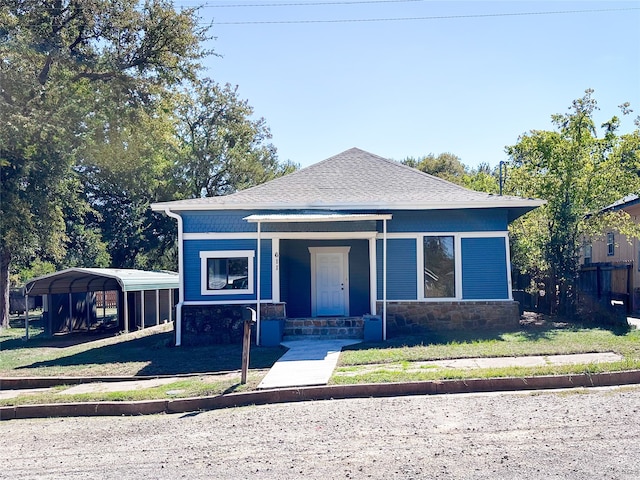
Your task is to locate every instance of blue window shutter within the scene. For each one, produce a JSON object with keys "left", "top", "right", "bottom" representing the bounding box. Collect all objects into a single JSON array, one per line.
[{"left": 461, "top": 237, "right": 509, "bottom": 299}]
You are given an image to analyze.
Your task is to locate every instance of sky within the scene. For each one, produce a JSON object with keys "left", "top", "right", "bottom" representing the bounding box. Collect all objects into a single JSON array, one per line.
[{"left": 174, "top": 0, "right": 640, "bottom": 169}]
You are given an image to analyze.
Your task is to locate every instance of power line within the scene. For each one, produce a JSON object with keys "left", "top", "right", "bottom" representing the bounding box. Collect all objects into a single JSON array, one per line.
[
  {"left": 208, "top": 7, "right": 640, "bottom": 25},
  {"left": 194, "top": 0, "right": 425, "bottom": 7}
]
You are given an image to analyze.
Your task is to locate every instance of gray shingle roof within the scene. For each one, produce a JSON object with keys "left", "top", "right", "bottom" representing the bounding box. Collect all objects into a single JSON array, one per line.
[
  {"left": 152, "top": 148, "right": 542, "bottom": 212},
  {"left": 603, "top": 194, "right": 639, "bottom": 211}
]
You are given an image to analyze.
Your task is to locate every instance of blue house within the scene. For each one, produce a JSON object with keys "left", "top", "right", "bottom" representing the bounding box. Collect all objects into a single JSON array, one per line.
[{"left": 152, "top": 148, "right": 542, "bottom": 345}]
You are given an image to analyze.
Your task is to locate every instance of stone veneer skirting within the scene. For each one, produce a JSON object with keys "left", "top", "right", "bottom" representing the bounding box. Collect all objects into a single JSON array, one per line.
[
  {"left": 380, "top": 300, "right": 521, "bottom": 335},
  {"left": 181, "top": 303, "right": 286, "bottom": 345},
  {"left": 180, "top": 301, "right": 520, "bottom": 344}
]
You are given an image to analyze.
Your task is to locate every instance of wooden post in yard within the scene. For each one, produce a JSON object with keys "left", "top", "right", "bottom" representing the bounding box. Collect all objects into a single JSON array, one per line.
[{"left": 241, "top": 307, "right": 256, "bottom": 384}]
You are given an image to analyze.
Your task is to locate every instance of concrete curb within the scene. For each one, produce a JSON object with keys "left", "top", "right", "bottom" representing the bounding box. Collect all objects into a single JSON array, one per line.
[
  {"left": 0, "top": 371, "right": 237, "bottom": 390},
  {"left": 2, "top": 370, "right": 640, "bottom": 421}
]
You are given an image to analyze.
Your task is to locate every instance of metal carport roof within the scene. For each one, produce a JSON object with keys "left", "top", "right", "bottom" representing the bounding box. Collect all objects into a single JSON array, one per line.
[{"left": 24, "top": 268, "right": 179, "bottom": 296}]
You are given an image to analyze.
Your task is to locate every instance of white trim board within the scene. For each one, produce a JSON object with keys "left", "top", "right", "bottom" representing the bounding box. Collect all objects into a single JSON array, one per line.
[
  {"left": 380, "top": 231, "right": 510, "bottom": 240},
  {"left": 183, "top": 230, "right": 509, "bottom": 241},
  {"left": 379, "top": 299, "right": 516, "bottom": 303},
  {"left": 184, "top": 299, "right": 274, "bottom": 306},
  {"left": 184, "top": 231, "right": 377, "bottom": 241}
]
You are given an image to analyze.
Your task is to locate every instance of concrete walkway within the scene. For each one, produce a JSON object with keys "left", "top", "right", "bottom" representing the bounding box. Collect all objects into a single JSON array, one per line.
[
  {"left": 257, "top": 339, "right": 361, "bottom": 390},
  {"left": 424, "top": 352, "right": 623, "bottom": 370}
]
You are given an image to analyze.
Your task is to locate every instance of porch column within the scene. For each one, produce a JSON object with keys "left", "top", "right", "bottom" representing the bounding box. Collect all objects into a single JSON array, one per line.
[
  {"left": 369, "top": 236, "right": 377, "bottom": 315},
  {"left": 272, "top": 238, "right": 280, "bottom": 303},
  {"left": 383, "top": 218, "right": 388, "bottom": 341},
  {"left": 256, "top": 220, "right": 262, "bottom": 346}
]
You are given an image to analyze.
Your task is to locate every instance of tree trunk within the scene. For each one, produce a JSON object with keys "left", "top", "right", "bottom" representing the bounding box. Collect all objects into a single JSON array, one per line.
[{"left": 0, "top": 246, "right": 11, "bottom": 329}]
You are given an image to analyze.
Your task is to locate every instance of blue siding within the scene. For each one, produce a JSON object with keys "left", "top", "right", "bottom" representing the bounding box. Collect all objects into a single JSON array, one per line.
[
  {"left": 183, "top": 238, "right": 272, "bottom": 301},
  {"left": 388, "top": 210, "right": 508, "bottom": 233},
  {"left": 182, "top": 210, "right": 378, "bottom": 234},
  {"left": 461, "top": 237, "right": 509, "bottom": 299},
  {"left": 182, "top": 211, "right": 255, "bottom": 234},
  {"left": 280, "top": 239, "right": 370, "bottom": 317},
  {"left": 377, "top": 238, "right": 417, "bottom": 300},
  {"left": 181, "top": 208, "right": 508, "bottom": 235},
  {"left": 260, "top": 240, "right": 272, "bottom": 301},
  {"left": 280, "top": 240, "right": 311, "bottom": 317}
]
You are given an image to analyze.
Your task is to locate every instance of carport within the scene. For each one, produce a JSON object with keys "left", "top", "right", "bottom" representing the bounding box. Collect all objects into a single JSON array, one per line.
[{"left": 24, "top": 268, "right": 179, "bottom": 339}]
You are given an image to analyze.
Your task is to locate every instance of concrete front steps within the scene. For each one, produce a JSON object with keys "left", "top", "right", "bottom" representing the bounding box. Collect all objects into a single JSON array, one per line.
[{"left": 283, "top": 317, "right": 364, "bottom": 340}]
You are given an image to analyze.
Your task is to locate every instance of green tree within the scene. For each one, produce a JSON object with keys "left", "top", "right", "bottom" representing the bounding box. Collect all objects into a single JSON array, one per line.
[
  {"left": 403, "top": 153, "right": 466, "bottom": 184},
  {"left": 462, "top": 162, "right": 500, "bottom": 194},
  {"left": 76, "top": 93, "right": 181, "bottom": 270},
  {"left": 402, "top": 154, "right": 499, "bottom": 193},
  {"left": 174, "top": 78, "right": 297, "bottom": 199},
  {"left": 505, "top": 90, "right": 640, "bottom": 316},
  {"left": 0, "top": 0, "right": 208, "bottom": 327}
]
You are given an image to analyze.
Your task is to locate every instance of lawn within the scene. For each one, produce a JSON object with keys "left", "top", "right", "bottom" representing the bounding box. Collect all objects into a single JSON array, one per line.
[
  {"left": 332, "top": 319, "right": 640, "bottom": 384},
  {"left": 0, "top": 314, "right": 286, "bottom": 377},
  {"left": 2, "top": 312, "right": 639, "bottom": 406}
]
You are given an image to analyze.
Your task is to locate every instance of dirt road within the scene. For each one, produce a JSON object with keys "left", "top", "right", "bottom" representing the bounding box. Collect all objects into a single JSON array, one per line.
[{"left": 2, "top": 386, "right": 639, "bottom": 479}]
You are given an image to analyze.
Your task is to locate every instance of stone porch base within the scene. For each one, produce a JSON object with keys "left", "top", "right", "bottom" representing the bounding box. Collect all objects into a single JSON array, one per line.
[
  {"left": 380, "top": 300, "right": 521, "bottom": 335},
  {"left": 180, "top": 301, "right": 520, "bottom": 344},
  {"left": 284, "top": 317, "right": 364, "bottom": 340}
]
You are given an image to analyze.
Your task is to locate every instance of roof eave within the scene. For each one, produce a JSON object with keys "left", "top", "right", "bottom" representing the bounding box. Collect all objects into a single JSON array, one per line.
[{"left": 152, "top": 199, "right": 546, "bottom": 213}]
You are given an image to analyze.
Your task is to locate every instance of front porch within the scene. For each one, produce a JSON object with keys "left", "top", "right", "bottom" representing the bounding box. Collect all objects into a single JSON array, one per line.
[{"left": 283, "top": 316, "right": 364, "bottom": 340}]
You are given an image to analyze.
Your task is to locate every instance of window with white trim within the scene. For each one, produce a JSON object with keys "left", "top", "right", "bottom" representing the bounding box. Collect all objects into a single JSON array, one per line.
[
  {"left": 584, "top": 244, "right": 592, "bottom": 265},
  {"left": 423, "top": 235, "right": 456, "bottom": 298},
  {"left": 200, "top": 250, "right": 254, "bottom": 296},
  {"left": 607, "top": 232, "right": 615, "bottom": 256}
]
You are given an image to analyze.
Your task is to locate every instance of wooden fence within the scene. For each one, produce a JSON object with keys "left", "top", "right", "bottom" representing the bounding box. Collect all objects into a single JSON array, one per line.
[
  {"left": 578, "top": 262, "right": 633, "bottom": 314},
  {"left": 95, "top": 290, "right": 118, "bottom": 309}
]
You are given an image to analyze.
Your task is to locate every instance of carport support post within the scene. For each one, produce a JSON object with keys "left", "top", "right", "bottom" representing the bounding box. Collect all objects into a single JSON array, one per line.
[
  {"left": 24, "top": 294, "right": 29, "bottom": 340},
  {"left": 123, "top": 291, "right": 129, "bottom": 333},
  {"left": 86, "top": 292, "right": 90, "bottom": 331},
  {"left": 68, "top": 293, "right": 73, "bottom": 333},
  {"left": 140, "top": 290, "right": 145, "bottom": 330},
  {"left": 155, "top": 290, "right": 160, "bottom": 325}
]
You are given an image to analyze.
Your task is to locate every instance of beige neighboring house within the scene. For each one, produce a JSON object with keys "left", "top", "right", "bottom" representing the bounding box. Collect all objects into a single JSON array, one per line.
[{"left": 582, "top": 194, "right": 640, "bottom": 313}]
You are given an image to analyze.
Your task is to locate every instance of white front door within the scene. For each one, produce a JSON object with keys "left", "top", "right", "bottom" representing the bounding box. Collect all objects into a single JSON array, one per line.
[{"left": 309, "top": 247, "right": 350, "bottom": 317}]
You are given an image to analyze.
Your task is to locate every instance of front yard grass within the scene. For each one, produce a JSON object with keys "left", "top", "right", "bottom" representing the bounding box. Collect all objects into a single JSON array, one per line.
[
  {"left": 0, "top": 315, "right": 285, "bottom": 377},
  {"left": 2, "top": 313, "right": 639, "bottom": 406},
  {"left": 331, "top": 320, "right": 640, "bottom": 384}
]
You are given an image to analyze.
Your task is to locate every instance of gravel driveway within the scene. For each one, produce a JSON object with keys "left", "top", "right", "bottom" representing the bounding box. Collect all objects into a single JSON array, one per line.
[{"left": 2, "top": 386, "right": 640, "bottom": 479}]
